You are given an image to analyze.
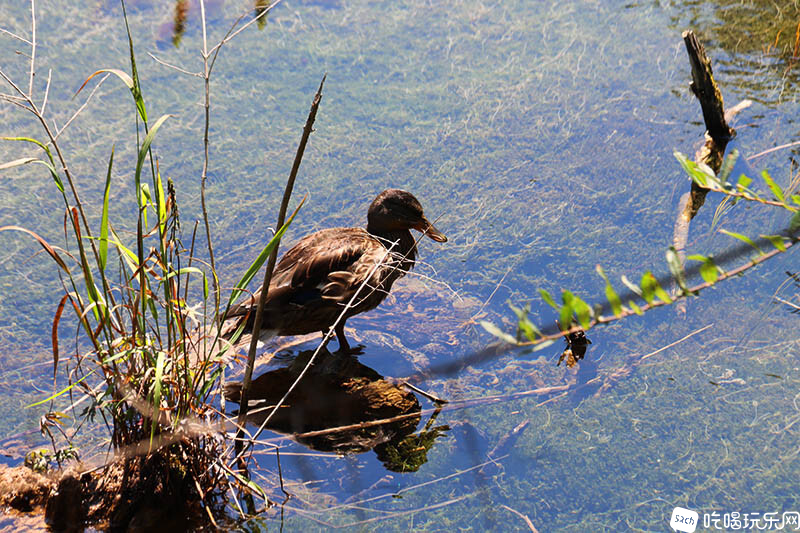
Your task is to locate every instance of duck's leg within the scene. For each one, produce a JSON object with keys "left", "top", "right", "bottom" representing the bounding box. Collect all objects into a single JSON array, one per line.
[
  {"left": 334, "top": 322, "right": 364, "bottom": 355},
  {"left": 334, "top": 322, "right": 351, "bottom": 354}
]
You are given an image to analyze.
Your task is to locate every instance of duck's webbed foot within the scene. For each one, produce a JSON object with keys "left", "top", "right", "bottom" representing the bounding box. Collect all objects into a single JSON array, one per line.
[{"left": 334, "top": 323, "right": 364, "bottom": 355}]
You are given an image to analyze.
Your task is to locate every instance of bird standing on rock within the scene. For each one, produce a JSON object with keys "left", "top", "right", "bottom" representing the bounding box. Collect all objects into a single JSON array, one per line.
[{"left": 223, "top": 189, "right": 446, "bottom": 354}]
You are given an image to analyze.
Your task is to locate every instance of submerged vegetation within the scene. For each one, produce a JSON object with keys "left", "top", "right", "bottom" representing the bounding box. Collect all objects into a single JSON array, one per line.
[
  {"left": 0, "top": 0, "right": 799, "bottom": 531},
  {"left": 483, "top": 31, "right": 800, "bottom": 360}
]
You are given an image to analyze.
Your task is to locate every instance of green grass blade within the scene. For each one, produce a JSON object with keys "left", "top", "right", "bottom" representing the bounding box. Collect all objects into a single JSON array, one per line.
[
  {"left": 0, "top": 137, "right": 64, "bottom": 193},
  {"left": 140, "top": 182, "right": 150, "bottom": 229},
  {"left": 76, "top": 68, "right": 134, "bottom": 93},
  {"left": 0, "top": 157, "right": 38, "bottom": 170},
  {"left": 100, "top": 146, "right": 114, "bottom": 271},
  {"left": 120, "top": 0, "right": 147, "bottom": 122},
  {"left": 719, "top": 229, "right": 763, "bottom": 255},
  {"left": 27, "top": 374, "right": 90, "bottom": 407},
  {"left": 227, "top": 198, "right": 305, "bottom": 308},
  {"left": 156, "top": 168, "right": 166, "bottom": 236},
  {"left": 135, "top": 114, "right": 170, "bottom": 204},
  {"left": 107, "top": 229, "right": 140, "bottom": 270},
  {"left": 164, "top": 267, "right": 209, "bottom": 300},
  {"left": 760, "top": 234, "right": 787, "bottom": 252}
]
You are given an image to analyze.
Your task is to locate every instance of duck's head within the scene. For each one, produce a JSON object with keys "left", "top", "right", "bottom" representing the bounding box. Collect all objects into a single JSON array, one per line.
[{"left": 367, "top": 189, "right": 447, "bottom": 243}]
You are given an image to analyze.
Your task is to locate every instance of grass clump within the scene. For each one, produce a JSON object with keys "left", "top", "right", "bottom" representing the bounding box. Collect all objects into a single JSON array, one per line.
[{"left": 0, "top": 0, "right": 295, "bottom": 528}]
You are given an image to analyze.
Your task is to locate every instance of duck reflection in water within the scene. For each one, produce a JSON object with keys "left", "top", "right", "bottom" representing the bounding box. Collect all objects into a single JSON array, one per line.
[{"left": 224, "top": 348, "right": 448, "bottom": 472}]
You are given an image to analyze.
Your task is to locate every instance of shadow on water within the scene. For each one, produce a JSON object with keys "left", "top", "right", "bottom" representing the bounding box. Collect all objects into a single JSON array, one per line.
[{"left": 224, "top": 348, "right": 450, "bottom": 473}]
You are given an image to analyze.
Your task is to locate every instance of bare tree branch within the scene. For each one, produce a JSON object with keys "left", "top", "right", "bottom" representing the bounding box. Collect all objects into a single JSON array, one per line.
[{"left": 148, "top": 52, "right": 202, "bottom": 78}]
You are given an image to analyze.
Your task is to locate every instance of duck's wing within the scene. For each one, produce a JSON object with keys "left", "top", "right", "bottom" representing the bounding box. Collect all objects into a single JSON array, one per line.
[{"left": 226, "top": 228, "right": 375, "bottom": 316}]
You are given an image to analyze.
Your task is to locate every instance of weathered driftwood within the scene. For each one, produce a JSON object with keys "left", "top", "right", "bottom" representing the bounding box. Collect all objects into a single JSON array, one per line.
[
  {"left": 677, "top": 30, "right": 734, "bottom": 226},
  {"left": 672, "top": 31, "right": 740, "bottom": 310}
]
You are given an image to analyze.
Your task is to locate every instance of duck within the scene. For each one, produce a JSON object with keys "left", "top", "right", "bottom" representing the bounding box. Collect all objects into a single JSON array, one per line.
[{"left": 223, "top": 189, "right": 446, "bottom": 354}]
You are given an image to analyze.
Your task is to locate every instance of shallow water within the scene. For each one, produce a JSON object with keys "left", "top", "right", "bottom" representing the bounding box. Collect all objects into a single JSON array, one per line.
[{"left": 1, "top": 0, "right": 799, "bottom": 530}]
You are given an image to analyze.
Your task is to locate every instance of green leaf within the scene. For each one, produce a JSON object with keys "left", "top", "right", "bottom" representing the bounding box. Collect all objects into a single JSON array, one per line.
[
  {"left": 564, "top": 291, "right": 592, "bottom": 330},
  {"left": 596, "top": 265, "right": 622, "bottom": 317},
  {"left": 628, "top": 300, "right": 643, "bottom": 315},
  {"left": 719, "top": 229, "right": 763, "bottom": 255},
  {"left": 559, "top": 291, "right": 574, "bottom": 330},
  {"left": 227, "top": 198, "right": 305, "bottom": 308},
  {"left": 640, "top": 271, "right": 671, "bottom": 305},
  {"left": 717, "top": 149, "right": 738, "bottom": 186},
  {"left": 99, "top": 146, "right": 114, "bottom": 271},
  {"left": 760, "top": 234, "right": 787, "bottom": 252},
  {"left": 640, "top": 271, "right": 655, "bottom": 304},
  {"left": 791, "top": 211, "right": 800, "bottom": 236},
  {"left": 760, "top": 169, "right": 785, "bottom": 203},
  {"left": 675, "top": 151, "right": 715, "bottom": 188},
  {"left": 792, "top": 194, "right": 800, "bottom": 206},
  {"left": 539, "top": 289, "right": 558, "bottom": 309},
  {"left": 736, "top": 174, "right": 753, "bottom": 194},
  {"left": 509, "top": 303, "right": 541, "bottom": 342},
  {"left": 666, "top": 246, "right": 690, "bottom": 294},
  {"left": 199, "top": 366, "right": 224, "bottom": 398},
  {"left": 480, "top": 321, "right": 518, "bottom": 345},
  {"left": 687, "top": 254, "right": 720, "bottom": 283},
  {"left": 653, "top": 280, "right": 672, "bottom": 304}
]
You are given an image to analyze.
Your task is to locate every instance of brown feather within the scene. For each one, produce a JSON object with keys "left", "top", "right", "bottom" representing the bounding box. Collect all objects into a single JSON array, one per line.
[{"left": 222, "top": 189, "right": 445, "bottom": 353}]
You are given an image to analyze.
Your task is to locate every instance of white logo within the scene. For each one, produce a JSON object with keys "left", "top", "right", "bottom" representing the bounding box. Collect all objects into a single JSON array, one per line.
[{"left": 671, "top": 507, "right": 699, "bottom": 533}]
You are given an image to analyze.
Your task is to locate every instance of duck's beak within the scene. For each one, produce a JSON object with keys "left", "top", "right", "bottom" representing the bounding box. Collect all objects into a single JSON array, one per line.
[{"left": 418, "top": 217, "right": 447, "bottom": 243}]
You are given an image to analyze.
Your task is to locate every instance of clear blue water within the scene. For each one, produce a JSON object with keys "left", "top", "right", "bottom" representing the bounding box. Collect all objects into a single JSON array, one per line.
[{"left": 1, "top": 0, "right": 799, "bottom": 530}]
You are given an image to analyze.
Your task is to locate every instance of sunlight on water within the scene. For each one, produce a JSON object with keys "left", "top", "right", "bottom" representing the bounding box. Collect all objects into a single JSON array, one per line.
[{"left": 0, "top": 0, "right": 799, "bottom": 529}]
